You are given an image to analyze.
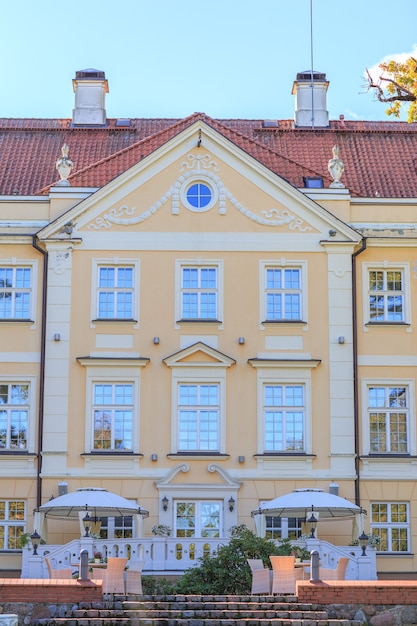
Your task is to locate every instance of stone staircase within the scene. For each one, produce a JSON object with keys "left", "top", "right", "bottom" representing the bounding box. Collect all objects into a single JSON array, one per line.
[{"left": 32, "top": 594, "right": 364, "bottom": 626}]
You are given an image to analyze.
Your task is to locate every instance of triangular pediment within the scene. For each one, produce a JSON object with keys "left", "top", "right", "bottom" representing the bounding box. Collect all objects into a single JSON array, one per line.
[
  {"left": 37, "top": 119, "right": 360, "bottom": 245},
  {"left": 163, "top": 342, "right": 235, "bottom": 368}
]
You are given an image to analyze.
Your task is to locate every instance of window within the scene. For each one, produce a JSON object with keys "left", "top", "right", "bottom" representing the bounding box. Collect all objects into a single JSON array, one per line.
[
  {"left": 251, "top": 360, "right": 318, "bottom": 457},
  {"left": 186, "top": 183, "right": 212, "bottom": 209},
  {"left": 78, "top": 358, "right": 147, "bottom": 455},
  {"left": 368, "top": 269, "right": 404, "bottom": 322},
  {"left": 265, "top": 516, "right": 304, "bottom": 540},
  {"left": 0, "top": 500, "right": 25, "bottom": 549},
  {"left": 180, "top": 179, "right": 217, "bottom": 213},
  {"left": 97, "top": 515, "right": 133, "bottom": 539},
  {"left": 93, "top": 383, "right": 133, "bottom": 451},
  {"left": 264, "top": 384, "right": 305, "bottom": 451},
  {"left": 266, "top": 268, "right": 301, "bottom": 320},
  {"left": 178, "top": 384, "right": 219, "bottom": 451},
  {"left": 371, "top": 502, "right": 409, "bottom": 552},
  {"left": 0, "top": 267, "right": 31, "bottom": 319},
  {"left": 368, "top": 386, "right": 408, "bottom": 453},
  {"left": 91, "top": 259, "right": 140, "bottom": 325},
  {"left": 0, "top": 383, "right": 29, "bottom": 450},
  {"left": 97, "top": 266, "right": 134, "bottom": 319},
  {"left": 175, "top": 260, "right": 223, "bottom": 326},
  {"left": 260, "top": 261, "right": 307, "bottom": 326},
  {"left": 181, "top": 267, "right": 218, "bottom": 320},
  {"left": 175, "top": 501, "right": 221, "bottom": 538},
  {"left": 164, "top": 342, "right": 232, "bottom": 454}
]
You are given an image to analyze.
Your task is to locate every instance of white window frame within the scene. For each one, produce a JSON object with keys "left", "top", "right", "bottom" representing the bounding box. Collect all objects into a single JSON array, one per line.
[
  {"left": 252, "top": 363, "right": 315, "bottom": 455},
  {"left": 178, "top": 382, "right": 220, "bottom": 452},
  {"left": 175, "top": 259, "right": 224, "bottom": 329},
  {"left": 259, "top": 260, "right": 307, "bottom": 329},
  {"left": 263, "top": 383, "right": 305, "bottom": 452},
  {"left": 361, "top": 378, "right": 415, "bottom": 456},
  {"left": 0, "top": 376, "right": 36, "bottom": 453},
  {"left": 174, "top": 500, "right": 222, "bottom": 538},
  {"left": 0, "top": 260, "right": 37, "bottom": 324},
  {"left": 0, "top": 500, "right": 26, "bottom": 550},
  {"left": 92, "top": 382, "right": 134, "bottom": 452},
  {"left": 362, "top": 262, "right": 410, "bottom": 327},
  {"left": 91, "top": 258, "right": 140, "bottom": 326},
  {"left": 79, "top": 361, "right": 144, "bottom": 454},
  {"left": 370, "top": 501, "right": 410, "bottom": 553},
  {"left": 169, "top": 366, "right": 227, "bottom": 454}
]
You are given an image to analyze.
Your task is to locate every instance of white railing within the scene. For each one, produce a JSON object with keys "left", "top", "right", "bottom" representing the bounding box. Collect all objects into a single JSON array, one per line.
[
  {"left": 21, "top": 536, "right": 226, "bottom": 578},
  {"left": 20, "top": 536, "right": 377, "bottom": 580}
]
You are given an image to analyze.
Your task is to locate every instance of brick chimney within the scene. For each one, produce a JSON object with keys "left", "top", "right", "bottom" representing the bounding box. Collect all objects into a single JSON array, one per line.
[
  {"left": 292, "top": 70, "right": 329, "bottom": 128},
  {"left": 72, "top": 68, "right": 109, "bottom": 126}
]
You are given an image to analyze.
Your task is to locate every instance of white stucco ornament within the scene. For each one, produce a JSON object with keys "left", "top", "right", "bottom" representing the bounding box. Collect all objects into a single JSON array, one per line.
[
  {"left": 328, "top": 145, "right": 345, "bottom": 188},
  {"left": 55, "top": 143, "right": 73, "bottom": 186}
]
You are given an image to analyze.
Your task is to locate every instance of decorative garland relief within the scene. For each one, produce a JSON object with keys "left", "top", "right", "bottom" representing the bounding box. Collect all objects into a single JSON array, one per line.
[{"left": 87, "top": 152, "right": 312, "bottom": 232}]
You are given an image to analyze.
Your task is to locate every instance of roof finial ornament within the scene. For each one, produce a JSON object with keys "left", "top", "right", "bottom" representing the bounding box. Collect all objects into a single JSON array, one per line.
[
  {"left": 328, "top": 145, "right": 345, "bottom": 188},
  {"left": 56, "top": 144, "right": 73, "bottom": 186}
]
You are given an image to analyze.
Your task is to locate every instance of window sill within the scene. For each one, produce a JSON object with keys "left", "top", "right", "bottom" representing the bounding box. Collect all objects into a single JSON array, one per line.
[
  {"left": 92, "top": 318, "right": 138, "bottom": 323},
  {"left": 168, "top": 452, "right": 230, "bottom": 460},
  {"left": 0, "top": 318, "right": 34, "bottom": 324},
  {"left": 0, "top": 451, "right": 35, "bottom": 456},
  {"left": 375, "top": 552, "right": 414, "bottom": 557},
  {"left": 81, "top": 452, "right": 143, "bottom": 457},
  {"left": 254, "top": 452, "right": 316, "bottom": 458},
  {"left": 360, "top": 454, "right": 416, "bottom": 459},
  {"left": 365, "top": 322, "right": 410, "bottom": 327},
  {"left": 262, "top": 319, "right": 307, "bottom": 325},
  {"left": 176, "top": 319, "right": 222, "bottom": 324}
]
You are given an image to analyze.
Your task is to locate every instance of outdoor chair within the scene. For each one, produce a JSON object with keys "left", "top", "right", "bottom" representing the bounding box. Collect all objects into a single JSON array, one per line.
[
  {"left": 125, "top": 560, "right": 146, "bottom": 594},
  {"left": 320, "top": 556, "right": 349, "bottom": 581},
  {"left": 100, "top": 557, "right": 128, "bottom": 594},
  {"left": 247, "top": 558, "right": 271, "bottom": 594},
  {"left": 45, "top": 556, "right": 73, "bottom": 579},
  {"left": 270, "top": 555, "right": 304, "bottom": 595}
]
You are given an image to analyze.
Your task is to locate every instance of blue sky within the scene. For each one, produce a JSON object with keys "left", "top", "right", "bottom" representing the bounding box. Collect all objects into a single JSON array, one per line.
[{"left": 0, "top": 0, "right": 415, "bottom": 121}]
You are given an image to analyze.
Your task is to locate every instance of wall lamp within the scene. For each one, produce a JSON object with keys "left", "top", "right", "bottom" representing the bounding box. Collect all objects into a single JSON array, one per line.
[
  {"left": 162, "top": 496, "right": 169, "bottom": 511},
  {"left": 82, "top": 506, "right": 92, "bottom": 537},
  {"left": 228, "top": 497, "right": 235, "bottom": 512},
  {"left": 30, "top": 530, "right": 41, "bottom": 555},
  {"left": 359, "top": 531, "right": 369, "bottom": 556},
  {"left": 307, "top": 508, "right": 319, "bottom": 538}
]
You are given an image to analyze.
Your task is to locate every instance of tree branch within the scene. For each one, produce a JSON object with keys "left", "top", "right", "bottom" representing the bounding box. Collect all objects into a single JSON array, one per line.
[{"left": 366, "top": 68, "right": 416, "bottom": 103}]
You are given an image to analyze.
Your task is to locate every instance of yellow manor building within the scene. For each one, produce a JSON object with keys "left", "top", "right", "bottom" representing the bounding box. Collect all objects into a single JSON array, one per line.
[{"left": 1, "top": 69, "right": 417, "bottom": 578}]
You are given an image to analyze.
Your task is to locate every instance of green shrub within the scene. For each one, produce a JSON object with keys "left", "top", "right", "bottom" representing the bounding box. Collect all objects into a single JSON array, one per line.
[
  {"left": 174, "top": 524, "right": 292, "bottom": 595},
  {"left": 142, "top": 575, "right": 176, "bottom": 595}
]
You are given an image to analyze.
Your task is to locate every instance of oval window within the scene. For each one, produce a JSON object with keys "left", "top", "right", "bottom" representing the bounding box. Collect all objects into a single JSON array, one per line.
[{"left": 186, "top": 183, "right": 212, "bottom": 209}]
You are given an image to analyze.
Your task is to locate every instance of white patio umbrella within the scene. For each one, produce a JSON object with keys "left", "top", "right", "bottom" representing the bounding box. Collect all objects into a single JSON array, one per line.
[
  {"left": 34, "top": 487, "right": 149, "bottom": 541},
  {"left": 251, "top": 488, "right": 364, "bottom": 519}
]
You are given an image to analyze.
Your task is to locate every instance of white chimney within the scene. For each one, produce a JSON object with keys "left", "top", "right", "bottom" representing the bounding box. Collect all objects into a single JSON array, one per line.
[
  {"left": 292, "top": 70, "right": 329, "bottom": 128},
  {"left": 72, "top": 68, "right": 109, "bottom": 126}
]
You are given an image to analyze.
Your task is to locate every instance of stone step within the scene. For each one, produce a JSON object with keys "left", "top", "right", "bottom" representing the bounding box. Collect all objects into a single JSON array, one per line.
[
  {"left": 35, "top": 620, "right": 362, "bottom": 626},
  {"left": 72, "top": 608, "right": 330, "bottom": 618},
  {"left": 33, "top": 619, "right": 364, "bottom": 625},
  {"left": 32, "top": 596, "right": 364, "bottom": 626}
]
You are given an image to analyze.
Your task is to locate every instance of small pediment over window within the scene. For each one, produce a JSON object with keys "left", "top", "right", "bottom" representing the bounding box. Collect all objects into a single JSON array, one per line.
[{"left": 163, "top": 341, "right": 235, "bottom": 368}]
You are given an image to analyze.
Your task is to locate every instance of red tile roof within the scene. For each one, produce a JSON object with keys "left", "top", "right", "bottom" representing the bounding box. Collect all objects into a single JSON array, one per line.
[{"left": 1, "top": 115, "right": 416, "bottom": 198}]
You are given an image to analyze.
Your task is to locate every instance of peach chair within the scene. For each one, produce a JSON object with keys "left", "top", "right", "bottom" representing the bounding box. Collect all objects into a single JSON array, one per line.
[
  {"left": 125, "top": 560, "right": 146, "bottom": 594},
  {"left": 247, "top": 559, "right": 271, "bottom": 594},
  {"left": 100, "top": 557, "right": 128, "bottom": 594},
  {"left": 45, "top": 556, "right": 73, "bottom": 579},
  {"left": 320, "top": 556, "right": 349, "bottom": 580},
  {"left": 270, "top": 555, "right": 304, "bottom": 595}
]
